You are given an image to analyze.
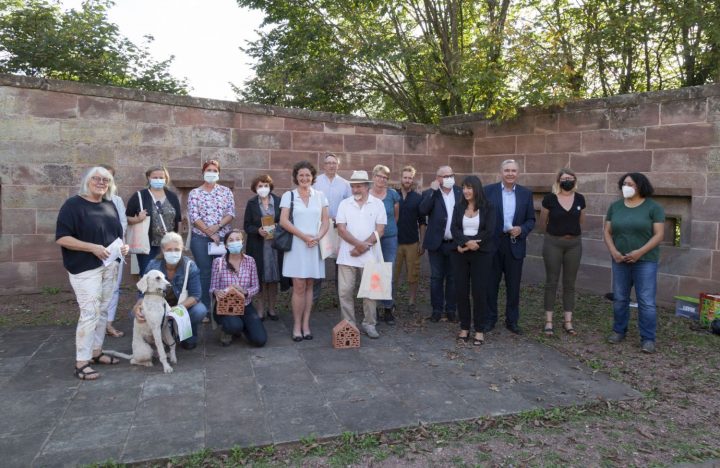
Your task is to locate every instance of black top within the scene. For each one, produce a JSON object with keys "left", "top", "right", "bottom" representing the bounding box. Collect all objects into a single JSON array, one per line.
[
  {"left": 397, "top": 190, "right": 427, "bottom": 244},
  {"left": 243, "top": 193, "right": 290, "bottom": 290},
  {"left": 56, "top": 195, "right": 123, "bottom": 274},
  {"left": 542, "top": 192, "right": 586, "bottom": 236},
  {"left": 449, "top": 201, "right": 496, "bottom": 253},
  {"left": 125, "top": 188, "right": 182, "bottom": 235}
]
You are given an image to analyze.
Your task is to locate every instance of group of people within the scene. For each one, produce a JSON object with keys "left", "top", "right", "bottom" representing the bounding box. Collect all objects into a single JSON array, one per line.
[{"left": 55, "top": 155, "right": 665, "bottom": 381}]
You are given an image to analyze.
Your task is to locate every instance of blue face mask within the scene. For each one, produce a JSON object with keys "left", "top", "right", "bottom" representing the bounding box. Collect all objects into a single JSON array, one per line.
[
  {"left": 149, "top": 178, "right": 165, "bottom": 189},
  {"left": 227, "top": 241, "right": 243, "bottom": 254}
]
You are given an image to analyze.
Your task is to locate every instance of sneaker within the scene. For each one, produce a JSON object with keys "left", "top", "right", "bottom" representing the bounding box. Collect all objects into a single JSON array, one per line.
[
  {"left": 219, "top": 330, "right": 232, "bottom": 347},
  {"left": 607, "top": 332, "right": 625, "bottom": 344},
  {"left": 641, "top": 340, "right": 656, "bottom": 354},
  {"left": 384, "top": 307, "right": 396, "bottom": 325},
  {"left": 362, "top": 323, "right": 380, "bottom": 339}
]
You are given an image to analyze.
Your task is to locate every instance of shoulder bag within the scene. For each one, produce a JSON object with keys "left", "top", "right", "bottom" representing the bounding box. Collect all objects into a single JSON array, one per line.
[
  {"left": 126, "top": 191, "right": 151, "bottom": 254},
  {"left": 272, "top": 191, "right": 294, "bottom": 252}
]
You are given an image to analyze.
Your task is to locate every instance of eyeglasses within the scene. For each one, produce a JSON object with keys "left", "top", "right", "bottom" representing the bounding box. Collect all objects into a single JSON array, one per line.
[
  {"left": 375, "top": 174, "right": 388, "bottom": 180},
  {"left": 439, "top": 174, "right": 455, "bottom": 179},
  {"left": 91, "top": 176, "right": 111, "bottom": 185},
  {"left": 559, "top": 177, "right": 575, "bottom": 182}
]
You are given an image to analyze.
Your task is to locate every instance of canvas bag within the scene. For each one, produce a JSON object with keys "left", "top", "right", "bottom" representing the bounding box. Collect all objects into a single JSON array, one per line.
[
  {"left": 177, "top": 259, "right": 193, "bottom": 304},
  {"left": 126, "top": 191, "right": 151, "bottom": 254},
  {"left": 319, "top": 222, "right": 339, "bottom": 259},
  {"left": 357, "top": 232, "right": 393, "bottom": 301}
]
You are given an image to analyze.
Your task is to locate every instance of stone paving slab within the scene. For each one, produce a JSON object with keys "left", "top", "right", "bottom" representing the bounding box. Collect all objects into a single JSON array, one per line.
[{"left": 0, "top": 305, "right": 641, "bottom": 467}]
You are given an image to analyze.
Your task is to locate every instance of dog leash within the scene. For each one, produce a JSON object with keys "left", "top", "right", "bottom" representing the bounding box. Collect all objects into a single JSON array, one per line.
[{"left": 145, "top": 291, "right": 180, "bottom": 347}]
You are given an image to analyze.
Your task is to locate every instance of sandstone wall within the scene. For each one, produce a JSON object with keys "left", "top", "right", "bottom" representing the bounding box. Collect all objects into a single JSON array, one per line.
[{"left": 1, "top": 74, "right": 718, "bottom": 305}]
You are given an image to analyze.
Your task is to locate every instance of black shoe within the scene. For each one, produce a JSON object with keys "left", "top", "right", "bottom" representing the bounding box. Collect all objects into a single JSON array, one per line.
[
  {"left": 303, "top": 333, "right": 313, "bottom": 340},
  {"left": 428, "top": 314, "right": 441, "bottom": 323},
  {"left": 384, "top": 307, "right": 396, "bottom": 325},
  {"left": 180, "top": 341, "right": 197, "bottom": 350},
  {"left": 268, "top": 313, "right": 279, "bottom": 321},
  {"left": 506, "top": 323, "right": 522, "bottom": 335},
  {"left": 446, "top": 313, "right": 457, "bottom": 323},
  {"left": 292, "top": 334, "right": 303, "bottom": 342}
]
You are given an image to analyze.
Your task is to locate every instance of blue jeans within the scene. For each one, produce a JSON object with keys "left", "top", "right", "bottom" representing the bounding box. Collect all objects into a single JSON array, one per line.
[
  {"left": 190, "top": 233, "right": 221, "bottom": 311},
  {"left": 182, "top": 302, "right": 208, "bottom": 346},
  {"left": 137, "top": 245, "right": 161, "bottom": 276},
  {"left": 428, "top": 244, "right": 456, "bottom": 317},
  {"left": 379, "top": 235, "right": 398, "bottom": 308},
  {"left": 611, "top": 260, "right": 658, "bottom": 342},
  {"left": 214, "top": 302, "right": 267, "bottom": 347}
]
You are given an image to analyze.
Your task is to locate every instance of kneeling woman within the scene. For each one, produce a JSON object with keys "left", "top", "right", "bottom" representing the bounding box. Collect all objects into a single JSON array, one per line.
[
  {"left": 210, "top": 230, "right": 267, "bottom": 347},
  {"left": 132, "top": 232, "right": 207, "bottom": 350}
]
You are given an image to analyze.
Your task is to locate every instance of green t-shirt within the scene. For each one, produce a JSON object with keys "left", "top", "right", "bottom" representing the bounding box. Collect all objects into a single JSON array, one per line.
[{"left": 606, "top": 198, "right": 665, "bottom": 262}]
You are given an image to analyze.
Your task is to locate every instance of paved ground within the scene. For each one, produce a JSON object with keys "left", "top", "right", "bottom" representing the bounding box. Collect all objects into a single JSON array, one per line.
[{"left": 0, "top": 304, "right": 639, "bottom": 467}]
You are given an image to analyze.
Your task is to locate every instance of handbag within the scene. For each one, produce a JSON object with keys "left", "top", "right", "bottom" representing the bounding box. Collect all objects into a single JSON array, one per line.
[
  {"left": 272, "top": 191, "right": 294, "bottom": 252},
  {"left": 177, "top": 259, "right": 193, "bottom": 304},
  {"left": 357, "top": 232, "right": 393, "bottom": 301},
  {"left": 126, "top": 191, "right": 151, "bottom": 254}
]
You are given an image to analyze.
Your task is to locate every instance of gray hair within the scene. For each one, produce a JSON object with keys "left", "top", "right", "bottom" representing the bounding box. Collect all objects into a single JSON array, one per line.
[
  {"left": 78, "top": 166, "right": 116, "bottom": 201},
  {"left": 500, "top": 159, "right": 519, "bottom": 170},
  {"left": 160, "top": 232, "right": 184, "bottom": 249}
]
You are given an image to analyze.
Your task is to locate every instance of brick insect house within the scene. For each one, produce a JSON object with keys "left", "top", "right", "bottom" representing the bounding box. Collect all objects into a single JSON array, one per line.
[
  {"left": 216, "top": 288, "right": 245, "bottom": 316},
  {"left": 332, "top": 319, "right": 360, "bottom": 349}
]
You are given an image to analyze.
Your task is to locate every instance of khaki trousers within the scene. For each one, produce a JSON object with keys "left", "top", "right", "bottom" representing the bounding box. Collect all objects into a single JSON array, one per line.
[
  {"left": 68, "top": 262, "right": 119, "bottom": 361},
  {"left": 338, "top": 264, "right": 377, "bottom": 327}
]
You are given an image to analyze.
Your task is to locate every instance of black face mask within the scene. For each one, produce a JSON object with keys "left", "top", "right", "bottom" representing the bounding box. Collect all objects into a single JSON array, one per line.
[{"left": 559, "top": 180, "right": 575, "bottom": 191}]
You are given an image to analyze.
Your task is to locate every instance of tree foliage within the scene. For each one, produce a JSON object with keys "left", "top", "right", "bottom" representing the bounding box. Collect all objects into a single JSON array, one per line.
[
  {"left": 0, "top": 0, "right": 189, "bottom": 94},
  {"left": 236, "top": 0, "right": 720, "bottom": 123}
]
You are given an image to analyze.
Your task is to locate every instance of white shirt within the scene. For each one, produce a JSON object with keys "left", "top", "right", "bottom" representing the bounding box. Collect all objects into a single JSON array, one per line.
[
  {"left": 463, "top": 214, "right": 480, "bottom": 236},
  {"left": 313, "top": 173, "right": 352, "bottom": 219},
  {"left": 335, "top": 195, "right": 388, "bottom": 268},
  {"left": 441, "top": 189, "right": 455, "bottom": 240}
]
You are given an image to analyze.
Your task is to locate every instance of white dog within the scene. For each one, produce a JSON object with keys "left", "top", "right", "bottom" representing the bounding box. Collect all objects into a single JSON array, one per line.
[{"left": 105, "top": 270, "right": 177, "bottom": 373}]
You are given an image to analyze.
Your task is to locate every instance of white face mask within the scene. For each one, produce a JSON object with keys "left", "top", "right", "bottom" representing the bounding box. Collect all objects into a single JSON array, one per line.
[
  {"left": 256, "top": 187, "right": 270, "bottom": 198},
  {"left": 622, "top": 186, "right": 636, "bottom": 199},
  {"left": 164, "top": 251, "right": 182, "bottom": 265},
  {"left": 204, "top": 172, "right": 219, "bottom": 184},
  {"left": 442, "top": 177, "right": 455, "bottom": 189}
]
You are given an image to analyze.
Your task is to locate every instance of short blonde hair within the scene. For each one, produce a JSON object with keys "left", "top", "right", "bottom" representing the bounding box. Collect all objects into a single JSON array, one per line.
[
  {"left": 373, "top": 164, "right": 390, "bottom": 177},
  {"left": 160, "top": 232, "right": 184, "bottom": 249},
  {"left": 401, "top": 165, "right": 416, "bottom": 177},
  {"left": 552, "top": 168, "right": 579, "bottom": 194},
  {"left": 145, "top": 166, "right": 171, "bottom": 187}
]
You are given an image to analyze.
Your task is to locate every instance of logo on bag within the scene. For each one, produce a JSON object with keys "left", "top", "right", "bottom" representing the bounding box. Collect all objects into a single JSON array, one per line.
[{"left": 370, "top": 273, "right": 382, "bottom": 291}]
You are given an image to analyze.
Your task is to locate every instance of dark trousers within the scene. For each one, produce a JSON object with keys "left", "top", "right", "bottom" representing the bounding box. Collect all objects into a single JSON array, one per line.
[
  {"left": 451, "top": 249, "right": 492, "bottom": 331},
  {"left": 213, "top": 302, "right": 267, "bottom": 347},
  {"left": 487, "top": 236, "right": 524, "bottom": 328},
  {"left": 542, "top": 235, "right": 582, "bottom": 311},
  {"left": 428, "top": 243, "right": 456, "bottom": 317}
]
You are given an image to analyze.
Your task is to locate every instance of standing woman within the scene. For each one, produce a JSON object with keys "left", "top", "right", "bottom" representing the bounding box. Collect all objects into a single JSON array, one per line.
[
  {"left": 370, "top": 164, "right": 400, "bottom": 324},
  {"left": 126, "top": 166, "right": 182, "bottom": 276},
  {"left": 187, "top": 159, "right": 235, "bottom": 311},
  {"left": 604, "top": 173, "right": 664, "bottom": 353},
  {"left": 243, "top": 174, "right": 285, "bottom": 320},
  {"left": 450, "top": 176, "right": 495, "bottom": 346},
  {"left": 56, "top": 166, "right": 129, "bottom": 380},
  {"left": 210, "top": 230, "right": 267, "bottom": 347},
  {"left": 539, "top": 168, "right": 586, "bottom": 336},
  {"left": 279, "top": 161, "right": 329, "bottom": 341}
]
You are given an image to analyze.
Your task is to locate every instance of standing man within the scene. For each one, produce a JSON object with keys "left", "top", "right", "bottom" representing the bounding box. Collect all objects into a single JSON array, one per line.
[
  {"left": 336, "top": 170, "right": 387, "bottom": 338},
  {"left": 419, "top": 165, "right": 462, "bottom": 323},
  {"left": 395, "top": 165, "right": 426, "bottom": 312},
  {"left": 484, "top": 159, "right": 536, "bottom": 334},
  {"left": 313, "top": 153, "right": 352, "bottom": 302}
]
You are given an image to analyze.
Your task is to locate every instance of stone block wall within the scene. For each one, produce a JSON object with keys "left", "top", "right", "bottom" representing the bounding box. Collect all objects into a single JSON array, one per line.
[{"left": 1, "top": 74, "right": 719, "bottom": 306}]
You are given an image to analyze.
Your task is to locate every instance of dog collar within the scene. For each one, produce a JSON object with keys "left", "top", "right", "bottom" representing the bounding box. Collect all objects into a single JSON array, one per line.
[{"left": 144, "top": 291, "right": 165, "bottom": 297}]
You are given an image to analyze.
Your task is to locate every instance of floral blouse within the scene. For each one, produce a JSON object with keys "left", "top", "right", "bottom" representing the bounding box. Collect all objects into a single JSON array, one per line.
[
  {"left": 209, "top": 256, "right": 260, "bottom": 304},
  {"left": 188, "top": 184, "right": 235, "bottom": 238}
]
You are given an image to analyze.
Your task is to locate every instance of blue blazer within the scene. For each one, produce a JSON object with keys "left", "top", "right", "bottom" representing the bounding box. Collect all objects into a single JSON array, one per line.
[
  {"left": 418, "top": 185, "right": 463, "bottom": 251},
  {"left": 483, "top": 182, "right": 536, "bottom": 259}
]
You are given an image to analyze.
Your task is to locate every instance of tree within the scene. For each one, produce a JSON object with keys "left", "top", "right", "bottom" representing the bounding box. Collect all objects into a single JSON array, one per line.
[{"left": 0, "top": 0, "right": 189, "bottom": 94}]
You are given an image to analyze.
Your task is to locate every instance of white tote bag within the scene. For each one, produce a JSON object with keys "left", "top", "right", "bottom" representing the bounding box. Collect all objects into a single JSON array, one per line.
[
  {"left": 319, "top": 224, "right": 339, "bottom": 260},
  {"left": 126, "top": 191, "right": 151, "bottom": 254},
  {"left": 357, "top": 232, "right": 393, "bottom": 301}
]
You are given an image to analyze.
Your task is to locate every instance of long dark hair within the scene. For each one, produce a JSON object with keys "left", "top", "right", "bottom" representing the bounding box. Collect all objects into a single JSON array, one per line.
[
  {"left": 460, "top": 175, "right": 487, "bottom": 210},
  {"left": 617, "top": 172, "right": 654, "bottom": 198},
  {"left": 223, "top": 229, "right": 244, "bottom": 272}
]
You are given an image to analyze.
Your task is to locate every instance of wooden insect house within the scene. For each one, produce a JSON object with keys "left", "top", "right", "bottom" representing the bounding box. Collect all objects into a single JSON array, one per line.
[
  {"left": 216, "top": 288, "right": 245, "bottom": 316},
  {"left": 332, "top": 319, "right": 360, "bottom": 349}
]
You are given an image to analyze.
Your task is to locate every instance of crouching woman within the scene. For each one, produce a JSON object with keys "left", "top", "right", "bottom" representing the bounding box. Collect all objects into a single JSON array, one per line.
[
  {"left": 132, "top": 232, "right": 207, "bottom": 350},
  {"left": 210, "top": 230, "right": 267, "bottom": 347}
]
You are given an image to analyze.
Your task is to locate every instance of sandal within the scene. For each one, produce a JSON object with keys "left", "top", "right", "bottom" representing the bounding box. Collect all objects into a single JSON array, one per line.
[
  {"left": 563, "top": 321, "right": 577, "bottom": 335},
  {"left": 91, "top": 352, "right": 120, "bottom": 365},
  {"left": 543, "top": 321, "right": 554, "bottom": 336},
  {"left": 74, "top": 364, "right": 100, "bottom": 380},
  {"left": 457, "top": 331, "right": 470, "bottom": 343},
  {"left": 473, "top": 333, "right": 484, "bottom": 346},
  {"left": 106, "top": 325, "right": 124, "bottom": 338}
]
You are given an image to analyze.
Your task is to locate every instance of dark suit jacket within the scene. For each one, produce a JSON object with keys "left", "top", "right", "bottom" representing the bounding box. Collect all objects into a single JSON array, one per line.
[
  {"left": 243, "top": 193, "right": 289, "bottom": 290},
  {"left": 483, "top": 182, "right": 536, "bottom": 259},
  {"left": 450, "top": 201, "right": 496, "bottom": 253},
  {"left": 418, "top": 185, "right": 463, "bottom": 251}
]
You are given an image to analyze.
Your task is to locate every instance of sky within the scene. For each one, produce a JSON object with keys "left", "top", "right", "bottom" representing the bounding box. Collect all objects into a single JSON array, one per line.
[{"left": 60, "top": 0, "right": 264, "bottom": 101}]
